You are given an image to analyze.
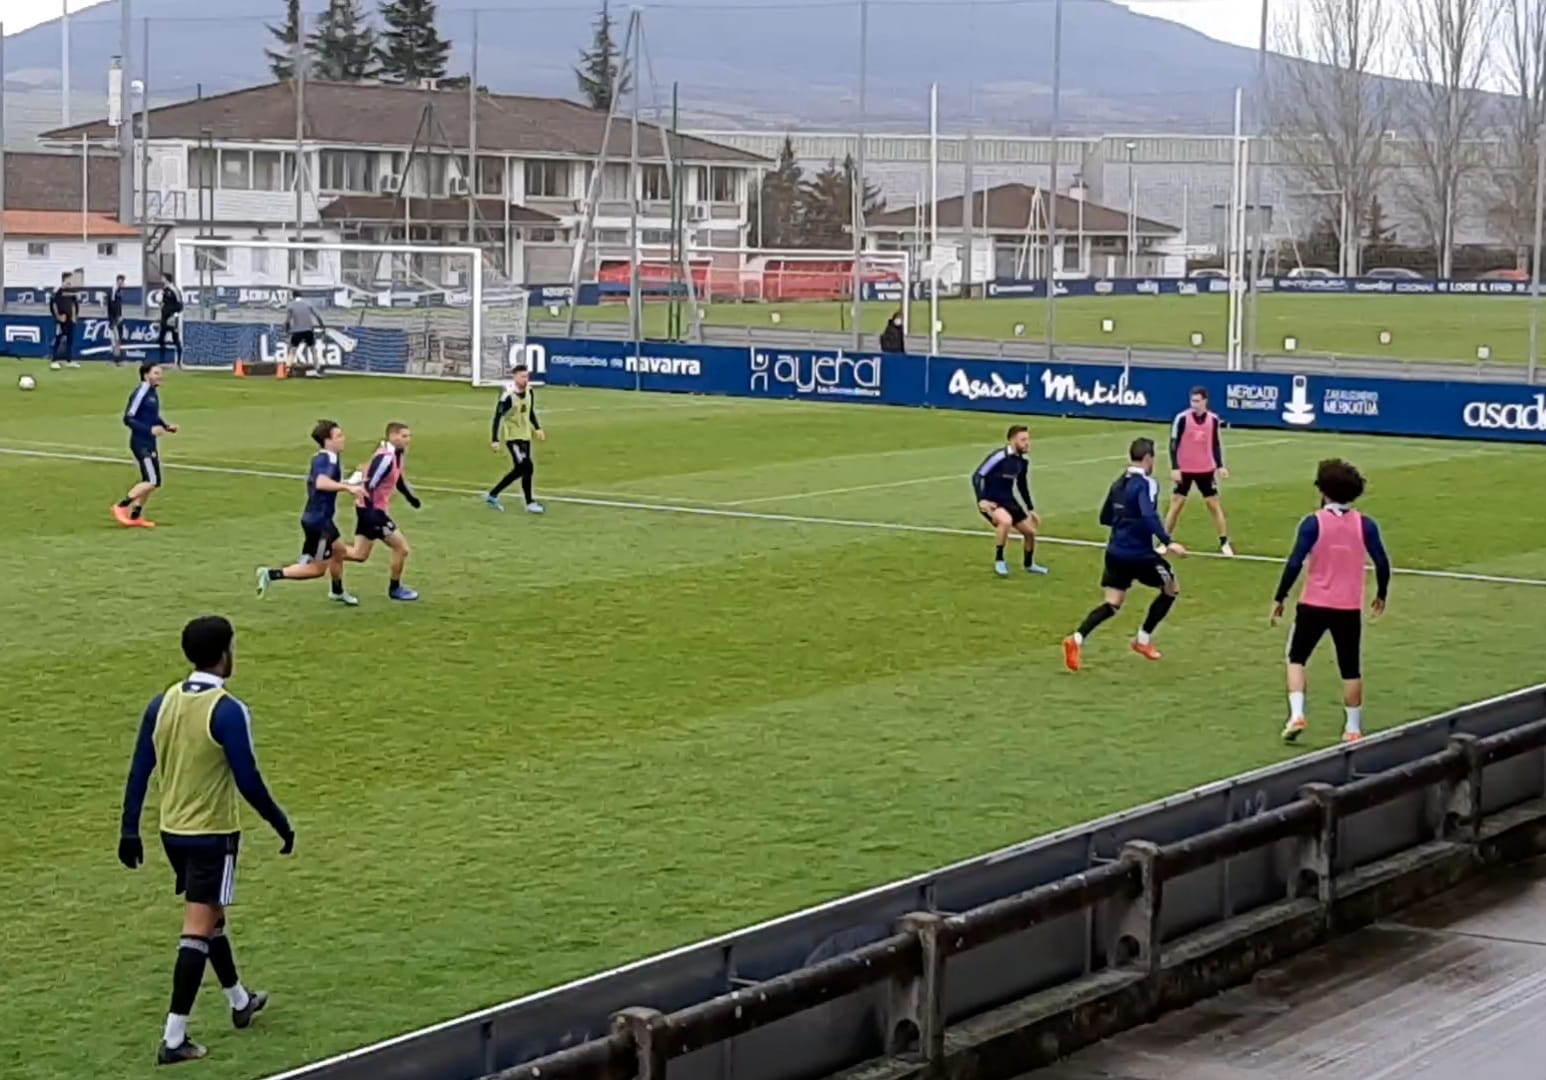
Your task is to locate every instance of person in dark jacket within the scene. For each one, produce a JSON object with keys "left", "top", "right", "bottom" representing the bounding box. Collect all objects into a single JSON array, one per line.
[{"left": 879, "top": 310, "right": 906, "bottom": 353}]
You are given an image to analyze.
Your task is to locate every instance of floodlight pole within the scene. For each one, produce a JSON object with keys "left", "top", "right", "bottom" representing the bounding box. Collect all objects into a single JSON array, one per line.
[
  {"left": 1045, "top": 0, "right": 1063, "bottom": 360},
  {"left": 1244, "top": 0, "right": 1269, "bottom": 370},
  {"left": 850, "top": 0, "right": 869, "bottom": 350},
  {"left": 1529, "top": 124, "right": 1545, "bottom": 383},
  {"left": 928, "top": 82, "right": 939, "bottom": 357}
]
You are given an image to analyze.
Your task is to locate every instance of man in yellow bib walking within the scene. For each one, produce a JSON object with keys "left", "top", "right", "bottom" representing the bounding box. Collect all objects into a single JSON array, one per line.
[{"left": 119, "top": 615, "right": 295, "bottom": 1065}]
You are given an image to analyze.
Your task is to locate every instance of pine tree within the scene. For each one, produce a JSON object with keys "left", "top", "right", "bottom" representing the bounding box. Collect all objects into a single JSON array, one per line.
[
  {"left": 377, "top": 0, "right": 451, "bottom": 84},
  {"left": 266, "top": 0, "right": 303, "bottom": 81},
  {"left": 797, "top": 154, "right": 885, "bottom": 249},
  {"left": 756, "top": 135, "right": 804, "bottom": 248},
  {"left": 575, "top": 1, "right": 629, "bottom": 111},
  {"left": 308, "top": 0, "right": 379, "bottom": 82}
]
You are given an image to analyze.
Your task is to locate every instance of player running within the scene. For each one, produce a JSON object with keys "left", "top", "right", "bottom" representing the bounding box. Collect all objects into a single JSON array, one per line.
[
  {"left": 255, "top": 420, "right": 366, "bottom": 605},
  {"left": 350, "top": 422, "right": 422, "bottom": 602},
  {"left": 114, "top": 361, "right": 178, "bottom": 528},
  {"left": 484, "top": 363, "right": 546, "bottom": 514},
  {"left": 1064, "top": 437, "right": 1187, "bottom": 671},
  {"left": 1166, "top": 387, "right": 1233, "bottom": 557},
  {"left": 1272, "top": 458, "right": 1392, "bottom": 745},
  {"left": 972, "top": 425, "right": 1048, "bottom": 577}
]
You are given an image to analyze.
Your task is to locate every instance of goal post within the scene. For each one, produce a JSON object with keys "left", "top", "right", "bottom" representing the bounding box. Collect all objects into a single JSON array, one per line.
[{"left": 172, "top": 237, "right": 527, "bottom": 386}]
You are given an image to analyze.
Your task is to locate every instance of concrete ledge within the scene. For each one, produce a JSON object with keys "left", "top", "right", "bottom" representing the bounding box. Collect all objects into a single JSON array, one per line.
[{"left": 826, "top": 798, "right": 1546, "bottom": 1080}]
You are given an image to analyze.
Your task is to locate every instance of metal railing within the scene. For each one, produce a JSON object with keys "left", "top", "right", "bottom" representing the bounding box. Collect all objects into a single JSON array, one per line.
[{"left": 490, "top": 716, "right": 1546, "bottom": 1080}]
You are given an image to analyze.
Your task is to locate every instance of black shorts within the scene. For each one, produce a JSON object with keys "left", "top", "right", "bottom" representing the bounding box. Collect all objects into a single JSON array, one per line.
[
  {"left": 979, "top": 499, "right": 1029, "bottom": 527},
  {"left": 300, "top": 519, "right": 340, "bottom": 563},
  {"left": 1100, "top": 551, "right": 1175, "bottom": 593},
  {"left": 355, "top": 506, "right": 398, "bottom": 541},
  {"left": 505, "top": 439, "right": 533, "bottom": 468},
  {"left": 133, "top": 446, "right": 162, "bottom": 487},
  {"left": 162, "top": 832, "right": 240, "bottom": 906},
  {"left": 290, "top": 330, "right": 317, "bottom": 350},
  {"left": 1174, "top": 471, "right": 1218, "bottom": 499},
  {"left": 1287, "top": 603, "right": 1363, "bottom": 679}
]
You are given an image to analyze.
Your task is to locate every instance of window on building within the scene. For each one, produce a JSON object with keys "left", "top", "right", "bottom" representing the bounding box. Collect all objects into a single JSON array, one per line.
[
  {"left": 640, "top": 164, "right": 670, "bottom": 202},
  {"left": 221, "top": 149, "right": 253, "bottom": 190},
  {"left": 194, "top": 246, "right": 229, "bottom": 273},
  {"left": 26, "top": 242, "right": 48, "bottom": 258},
  {"left": 599, "top": 163, "right": 630, "bottom": 201},
  {"left": 320, "top": 149, "right": 374, "bottom": 193},
  {"left": 477, "top": 156, "right": 505, "bottom": 196},
  {"left": 526, "top": 227, "right": 559, "bottom": 243},
  {"left": 524, "top": 160, "right": 570, "bottom": 199},
  {"left": 287, "top": 249, "right": 321, "bottom": 277},
  {"left": 97, "top": 242, "right": 118, "bottom": 257},
  {"left": 594, "top": 228, "right": 628, "bottom": 246},
  {"left": 252, "top": 248, "right": 272, "bottom": 276},
  {"left": 252, "top": 151, "right": 289, "bottom": 191},
  {"left": 189, "top": 148, "right": 217, "bottom": 190},
  {"left": 640, "top": 228, "right": 673, "bottom": 244},
  {"left": 708, "top": 166, "right": 737, "bottom": 202}
]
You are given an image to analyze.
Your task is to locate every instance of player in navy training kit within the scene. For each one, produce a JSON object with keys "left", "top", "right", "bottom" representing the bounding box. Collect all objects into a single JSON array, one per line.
[
  {"left": 972, "top": 425, "right": 1048, "bottom": 577},
  {"left": 114, "top": 361, "right": 178, "bottom": 528},
  {"left": 1063, "top": 437, "right": 1187, "bottom": 671},
  {"left": 255, "top": 420, "right": 366, "bottom": 605}
]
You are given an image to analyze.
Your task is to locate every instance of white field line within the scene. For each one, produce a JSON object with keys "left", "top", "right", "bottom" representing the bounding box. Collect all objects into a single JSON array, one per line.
[
  {"left": 723, "top": 437, "right": 1300, "bottom": 507},
  {"left": 385, "top": 395, "right": 769, "bottom": 416},
  {"left": 4, "top": 443, "right": 1545, "bottom": 590}
]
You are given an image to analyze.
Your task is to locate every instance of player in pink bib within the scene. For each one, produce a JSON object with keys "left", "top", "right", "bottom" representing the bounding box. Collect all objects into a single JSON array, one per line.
[
  {"left": 1271, "top": 459, "right": 1391, "bottom": 745},
  {"left": 351, "top": 422, "right": 423, "bottom": 602},
  {"left": 1165, "top": 387, "right": 1233, "bottom": 556}
]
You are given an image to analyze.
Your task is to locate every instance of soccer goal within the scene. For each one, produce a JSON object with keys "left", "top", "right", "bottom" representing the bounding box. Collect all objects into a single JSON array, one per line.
[{"left": 173, "top": 238, "right": 528, "bottom": 386}]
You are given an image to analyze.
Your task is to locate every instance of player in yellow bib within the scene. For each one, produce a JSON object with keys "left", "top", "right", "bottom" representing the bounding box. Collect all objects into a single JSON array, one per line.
[
  {"left": 119, "top": 615, "right": 294, "bottom": 1065},
  {"left": 484, "top": 362, "right": 546, "bottom": 513}
]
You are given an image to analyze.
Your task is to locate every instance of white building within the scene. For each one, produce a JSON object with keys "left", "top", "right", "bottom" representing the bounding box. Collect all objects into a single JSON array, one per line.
[
  {"left": 45, "top": 80, "right": 768, "bottom": 291},
  {"left": 2, "top": 210, "right": 142, "bottom": 293}
]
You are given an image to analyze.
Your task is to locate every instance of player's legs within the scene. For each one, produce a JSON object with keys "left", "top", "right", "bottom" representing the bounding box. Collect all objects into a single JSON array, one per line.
[
  {"left": 983, "top": 506, "right": 1013, "bottom": 576},
  {"left": 1196, "top": 470, "right": 1232, "bottom": 554},
  {"left": 1330, "top": 612, "right": 1365, "bottom": 741},
  {"left": 1132, "top": 561, "right": 1179, "bottom": 659},
  {"left": 382, "top": 531, "right": 418, "bottom": 601},
  {"left": 1065, "top": 554, "right": 1132, "bottom": 671},
  {"left": 1013, "top": 516, "right": 1048, "bottom": 575},
  {"left": 1165, "top": 473, "right": 1193, "bottom": 533},
  {"left": 1283, "top": 605, "right": 1331, "bottom": 742},
  {"left": 259, "top": 524, "right": 356, "bottom": 603},
  {"left": 115, "top": 453, "right": 162, "bottom": 526}
]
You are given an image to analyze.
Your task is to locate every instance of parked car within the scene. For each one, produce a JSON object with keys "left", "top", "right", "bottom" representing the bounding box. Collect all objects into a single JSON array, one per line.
[
  {"left": 1366, "top": 267, "right": 1423, "bottom": 280},
  {"left": 1479, "top": 268, "right": 1530, "bottom": 282},
  {"left": 1285, "top": 266, "right": 1335, "bottom": 279}
]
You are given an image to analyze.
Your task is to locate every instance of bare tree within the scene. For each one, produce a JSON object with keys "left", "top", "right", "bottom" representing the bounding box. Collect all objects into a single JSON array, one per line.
[
  {"left": 1400, "top": 0, "right": 1500, "bottom": 277},
  {"left": 1486, "top": 0, "right": 1546, "bottom": 266},
  {"left": 1267, "top": 0, "right": 1394, "bottom": 276}
]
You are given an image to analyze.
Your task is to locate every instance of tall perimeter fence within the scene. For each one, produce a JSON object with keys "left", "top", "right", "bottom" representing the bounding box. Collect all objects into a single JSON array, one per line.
[{"left": 7, "top": 0, "right": 1546, "bottom": 373}]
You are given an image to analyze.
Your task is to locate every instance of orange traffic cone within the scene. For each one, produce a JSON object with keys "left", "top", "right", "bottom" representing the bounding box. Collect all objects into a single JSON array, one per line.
[
  {"left": 275, "top": 363, "right": 289, "bottom": 380},
  {"left": 234, "top": 359, "right": 247, "bottom": 377}
]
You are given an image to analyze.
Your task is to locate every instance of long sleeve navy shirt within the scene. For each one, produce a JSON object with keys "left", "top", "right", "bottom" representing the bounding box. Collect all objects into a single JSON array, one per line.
[
  {"left": 1274, "top": 508, "right": 1392, "bottom": 604},
  {"left": 121, "top": 673, "right": 290, "bottom": 841},
  {"left": 1100, "top": 468, "right": 1173, "bottom": 561},
  {"left": 124, "top": 383, "right": 168, "bottom": 451},
  {"left": 972, "top": 446, "right": 1034, "bottom": 509}
]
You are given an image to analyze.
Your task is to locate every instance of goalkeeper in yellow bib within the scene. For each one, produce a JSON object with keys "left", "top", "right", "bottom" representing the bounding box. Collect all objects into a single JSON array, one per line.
[{"left": 483, "top": 363, "right": 546, "bottom": 514}]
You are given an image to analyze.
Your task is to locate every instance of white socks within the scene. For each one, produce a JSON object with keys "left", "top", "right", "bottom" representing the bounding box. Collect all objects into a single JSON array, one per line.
[
  {"left": 225, "top": 983, "right": 250, "bottom": 1010},
  {"left": 1072, "top": 632, "right": 1084, "bottom": 645},
  {"left": 1345, "top": 706, "right": 1363, "bottom": 735},
  {"left": 164, "top": 1013, "right": 188, "bottom": 1048},
  {"left": 1288, "top": 691, "right": 1306, "bottom": 719},
  {"left": 1136, "top": 630, "right": 1152, "bottom": 646}
]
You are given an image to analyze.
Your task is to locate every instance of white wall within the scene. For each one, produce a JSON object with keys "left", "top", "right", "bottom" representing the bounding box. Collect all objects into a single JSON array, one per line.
[{"left": 6, "top": 236, "right": 143, "bottom": 290}]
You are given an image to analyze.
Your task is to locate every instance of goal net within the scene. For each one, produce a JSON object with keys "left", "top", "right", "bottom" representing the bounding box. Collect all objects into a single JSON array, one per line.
[
  {"left": 172, "top": 238, "right": 527, "bottom": 386},
  {"left": 589, "top": 246, "right": 910, "bottom": 316}
]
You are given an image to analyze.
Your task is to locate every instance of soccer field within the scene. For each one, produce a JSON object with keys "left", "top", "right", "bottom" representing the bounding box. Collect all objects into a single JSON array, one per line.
[
  {"left": 565, "top": 293, "right": 1546, "bottom": 364},
  {"left": 4, "top": 363, "right": 1545, "bottom": 1080}
]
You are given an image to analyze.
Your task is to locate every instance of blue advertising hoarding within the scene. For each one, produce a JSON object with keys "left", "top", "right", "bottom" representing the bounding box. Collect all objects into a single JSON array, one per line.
[
  {"left": 0, "top": 315, "right": 161, "bottom": 360},
  {"left": 527, "top": 335, "right": 1546, "bottom": 444},
  {"left": 983, "top": 275, "right": 1541, "bottom": 299}
]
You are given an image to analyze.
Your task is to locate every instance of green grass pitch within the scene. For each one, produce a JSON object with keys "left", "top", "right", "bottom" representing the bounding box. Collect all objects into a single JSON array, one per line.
[
  {"left": 2, "top": 361, "right": 1544, "bottom": 1079},
  {"left": 563, "top": 293, "right": 1546, "bottom": 364}
]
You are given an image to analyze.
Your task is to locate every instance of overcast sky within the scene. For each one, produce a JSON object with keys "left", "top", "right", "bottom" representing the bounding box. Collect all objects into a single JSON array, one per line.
[{"left": 2, "top": 1, "right": 1267, "bottom": 43}]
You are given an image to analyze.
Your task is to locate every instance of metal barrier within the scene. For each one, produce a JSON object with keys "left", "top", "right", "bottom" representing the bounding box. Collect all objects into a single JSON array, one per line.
[{"left": 268, "top": 686, "right": 1546, "bottom": 1080}]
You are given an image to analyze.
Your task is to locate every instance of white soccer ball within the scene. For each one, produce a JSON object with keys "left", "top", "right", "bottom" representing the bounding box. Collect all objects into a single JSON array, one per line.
[{"left": 17, "top": 374, "right": 36, "bottom": 391}]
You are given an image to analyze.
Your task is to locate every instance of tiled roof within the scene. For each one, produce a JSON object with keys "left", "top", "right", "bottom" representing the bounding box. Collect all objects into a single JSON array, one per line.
[
  {"left": 45, "top": 80, "right": 767, "bottom": 165},
  {"left": 868, "top": 182, "right": 1178, "bottom": 235},
  {"left": 4, "top": 210, "right": 139, "bottom": 238}
]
